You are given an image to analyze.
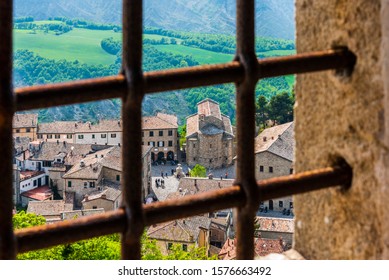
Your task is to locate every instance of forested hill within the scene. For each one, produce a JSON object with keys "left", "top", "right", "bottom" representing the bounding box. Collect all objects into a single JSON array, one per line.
[{"left": 14, "top": 0, "right": 295, "bottom": 39}]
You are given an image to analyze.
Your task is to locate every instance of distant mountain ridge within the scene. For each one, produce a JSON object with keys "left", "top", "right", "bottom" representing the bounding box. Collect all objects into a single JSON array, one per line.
[{"left": 14, "top": 0, "right": 295, "bottom": 39}]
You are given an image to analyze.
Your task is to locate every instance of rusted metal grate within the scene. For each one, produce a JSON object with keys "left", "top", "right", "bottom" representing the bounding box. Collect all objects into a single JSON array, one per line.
[{"left": 0, "top": 0, "right": 356, "bottom": 260}]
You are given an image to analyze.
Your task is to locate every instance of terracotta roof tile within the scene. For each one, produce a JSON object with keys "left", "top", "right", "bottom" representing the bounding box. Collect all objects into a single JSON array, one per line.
[
  {"left": 143, "top": 113, "right": 178, "bottom": 130},
  {"left": 61, "top": 208, "right": 105, "bottom": 220},
  {"left": 38, "top": 121, "right": 76, "bottom": 134},
  {"left": 255, "top": 122, "right": 294, "bottom": 161},
  {"left": 147, "top": 216, "right": 211, "bottom": 242},
  {"left": 21, "top": 185, "right": 52, "bottom": 201},
  {"left": 13, "top": 114, "right": 38, "bottom": 128},
  {"left": 27, "top": 199, "right": 73, "bottom": 216},
  {"left": 197, "top": 98, "right": 221, "bottom": 119},
  {"left": 256, "top": 217, "right": 295, "bottom": 233},
  {"left": 218, "top": 237, "right": 285, "bottom": 260}
]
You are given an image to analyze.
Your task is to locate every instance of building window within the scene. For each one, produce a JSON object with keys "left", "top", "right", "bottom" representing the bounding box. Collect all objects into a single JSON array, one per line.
[
  {"left": 116, "top": 175, "right": 120, "bottom": 181},
  {"left": 101, "top": 134, "right": 107, "bottom": 138},
  {"left": 193, "top": 143, "right": 196, "bottom": 148},
  {"left": 47, "top": 134, "right": 53, "bottom": 139},
  {"left": 158, "top": 141, "right": 164, "bottom": 147},
  {"left": 68, "top": 181, "right": 72, "bottom": 188},
  {"left": 259, "top": 166, "right": 264, "bottom": 172},
  {"left": 84, "top": 182, "right": 88, "bottom": 188},
  {"left": 290, "top": 168, "right": 294, "bottom": 174},
  {"left": 33, "top": 180, "right": 37, "bottom": 186},
  {"left": 279, "top": 201, "right": 283, "bottom": 208},
  {"left": 168, "top": 130, "right": 173, "bottom": 136},
  {"left": 90, "top": 182, "right": 95, "bottom": 188},
  {"left": 193, "top": 157, "right": 196, "bottom": 161},
  {"left": 43, "top": 161, "right": 51, "bottom": 167},
  {"left": 149, "top": 131, "right": 154, "bottom": 137},
  {"left": 111, "top": 134, "right": 117, "bottom": 138},
  {"left": 142, "top": 131, "right": 144, "bottom": 137},
  {"left": 78, "top": 135, "right": 84, "bottom": 139},
  {"left": 67, "top": 134, "right": 72, "bottom": 139},
  {"left": 93, "top": 206, "right": 97, "bottom": 209},
  {"left": 159, "top": 131, "right": 163, "bottom": 136},
  {"left": 167, "top": 243, "right": 173, "bottom": 250},
  {"left": 15, "top": 129, "right": 20, "bottom": 133},
  {"left": 26, "top": 128, "right": 31, "bottom": 133},
  {"left": 92, "top": 134, "right": 95, "bottom": 139},
  {"left": 148, "top": 141, "right": 155, "bottom": 147},
  {"left": 210, "top": 144, "right": 212, "bottom": 148},
  {"left": 37, "top": 134, "right": 43, "bottom": 139},
  {"left": 55, "top": 134, "right": 60, "bottom": 139},
  {"left": 182, "top": 244, "right": 188, "bottom": 251},
  {"left": 269, "top": 166, "right": 273, "bottom": 173},
  {"left": 168, "top": 141, "right": 173, "bottom": 147}
]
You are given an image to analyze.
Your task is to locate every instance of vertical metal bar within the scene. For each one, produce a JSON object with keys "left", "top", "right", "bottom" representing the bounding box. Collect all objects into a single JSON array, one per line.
[
  {"left": 235, "top": 0, "right": 260, "bottom": 260},
  {"left": 121, "top": 0, "right": 145, "bottom": 260},
  {"left": 0, "top": 0, "right": 16, "bottom": 260}
]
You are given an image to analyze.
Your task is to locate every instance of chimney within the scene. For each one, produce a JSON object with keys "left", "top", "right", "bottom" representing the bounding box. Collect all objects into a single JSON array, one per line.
[
  {"left": 263, "top": 136, "right": 267, "bottom": 142},
  {"left": 101, "top": 194, "right": 107, "bottom": 199},
  {"left": 218, "top": 182, "right": 221, "bottom": 188},
  {"left": 80, "top": 160, "right": 85, "bottom": 167},
  {"left": 84, "top": 194, "right": 89, "bottom": 201},
  {"left": 194, "top": 179, "right": 197, "bottom": 187},
  {"left": 118, "top": 120, "right": 121, "bottom": 127}
]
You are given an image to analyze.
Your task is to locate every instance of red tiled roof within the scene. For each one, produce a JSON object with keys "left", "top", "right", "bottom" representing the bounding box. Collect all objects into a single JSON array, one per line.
[
  {"left": 13, "top": 114, "right": 38, "bottom": 128},
  {"left": 218, "top": 237, "right": 285, "bottom": 260},
  {"left": 21, "top": 185, "right": 52, "bottom": 201}
]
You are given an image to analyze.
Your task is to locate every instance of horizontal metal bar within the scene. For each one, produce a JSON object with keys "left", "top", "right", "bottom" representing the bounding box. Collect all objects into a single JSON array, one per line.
[
  {"left": 15, "top": 164, "right": 351, "bottom": 254},
  {"left": 144, "top": 61, "right": 243, "bottom": 93},
  {"left": 15, "top": 75, "right": 127, "bottom": 111},
  {"left": 14, "top": 48, "right": 355, "bottom": 112},
  {"left": 259, "top": 48, "right": 356, "bottom": 79}
]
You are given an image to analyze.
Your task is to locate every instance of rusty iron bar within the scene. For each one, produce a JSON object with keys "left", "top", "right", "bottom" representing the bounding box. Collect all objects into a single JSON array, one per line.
[
  {"left": 14, "top": 165, "right": 351, "bottom": 254},
  {"left": 14, "top": 49, "right": 355, "bottom": 112},
  {"left": 121, "top": 0, "right": 145, "bottom": 260},
  {"left": 15, "top": 75, "right": 126, "bottom": 111},
  {"left": 259, "top": 47, "right": 357, "bottom": 79},
  {"left": 234, "top": 0, "right": 259, "bottom": 260},
  {"left": 0, "top": 0, "right": 16, "bottom": 260}
]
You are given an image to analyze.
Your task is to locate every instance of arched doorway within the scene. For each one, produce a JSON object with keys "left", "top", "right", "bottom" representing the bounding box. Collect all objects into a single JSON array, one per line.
[
  {"left": 167, "top": 151, "right": 174, "bottom": 161},
  {"left": 269, "top": 200, "right": 273, "bottom": 211},
  {"left": 157, "top": 152, "right": 165, "bottom": 162},
  {"left": 151, "top": 152, "right": 155, "bottom": 162}
]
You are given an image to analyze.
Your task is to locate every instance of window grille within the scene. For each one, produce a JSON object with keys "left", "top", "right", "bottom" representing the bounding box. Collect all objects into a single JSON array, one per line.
[{"left": 0, "top": 0, "right": 356, "bottom": 260}]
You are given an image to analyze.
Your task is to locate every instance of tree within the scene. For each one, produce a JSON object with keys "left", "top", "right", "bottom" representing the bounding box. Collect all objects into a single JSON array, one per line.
[
  {"left": 189, "top": 164, "right": 207, "bottom": 178},
  {"left": 255, "top": 95, "right": 268, "bottom": 130},
  {"left": 267, "top": 92, "right": 294, "bottom": 125}
]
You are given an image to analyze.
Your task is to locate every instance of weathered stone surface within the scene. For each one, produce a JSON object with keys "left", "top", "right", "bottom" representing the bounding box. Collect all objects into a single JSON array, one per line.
[{"left": 294, "top": 0, "right": 387, "bottom": 259}]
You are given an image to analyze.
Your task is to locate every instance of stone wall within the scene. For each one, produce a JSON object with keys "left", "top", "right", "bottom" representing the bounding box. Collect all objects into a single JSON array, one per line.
[
  {"left": 82, "top": 197, "right": 119, "bottom": 212},
  {"left": 142, "top": 128, "right": 178, "bottom": 161},
  {"left": 294, "top": 0, "right": 388, "bottom": 259},
  {"left": 187, "top": 134, "right": 233, "bottom": 169}
]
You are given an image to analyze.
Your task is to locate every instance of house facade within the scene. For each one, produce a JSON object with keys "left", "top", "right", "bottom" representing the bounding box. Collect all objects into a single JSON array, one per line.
[
  {"left": 13, "top": 113, "right": 38, "bottom": 141},
  {"left": 186, "top": 99, "right": 234, "bottom": 169},
  {"left": 142, "top": 113, "right": 179, "bottom": 163},
  {"left": 255, "top": 122, "right": 294, "bottom": 213}
]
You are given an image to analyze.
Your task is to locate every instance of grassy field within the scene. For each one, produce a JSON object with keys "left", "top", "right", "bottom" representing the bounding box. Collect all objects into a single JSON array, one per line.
[
  {"left": 14, "top": 22, "right": 295, "bottom": 66},
  {"left": 14, "top": 28, "right": 121, "bottom": 65},
  {"left": 153, "top": 44, "right": 234, "bottom": 64}
]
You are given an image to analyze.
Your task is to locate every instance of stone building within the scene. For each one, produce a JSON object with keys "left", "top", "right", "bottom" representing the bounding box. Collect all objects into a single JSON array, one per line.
[
  {"left": 37, "top": 120, "right": 123, "bottom": 145},
  {"left": 12, "top": 113, "right": 38, "bottom": 141},
  {"left": 37, "top": 121, "right": 77, "bottom": 143},
  {"left": 186, "top": 99, "right": 234, "bottom": 168},
  {"left": 63, "top": 145, "right": 152, "bottom": 207},
  {"left": 147, "top": 216, "right": 211, "bottom": 255},
  {"left": 255, "top": 122, "right": 294, "bottom": 213},
  {"left": 142, "top": 112, "right": 179, "bottom": 162}
]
